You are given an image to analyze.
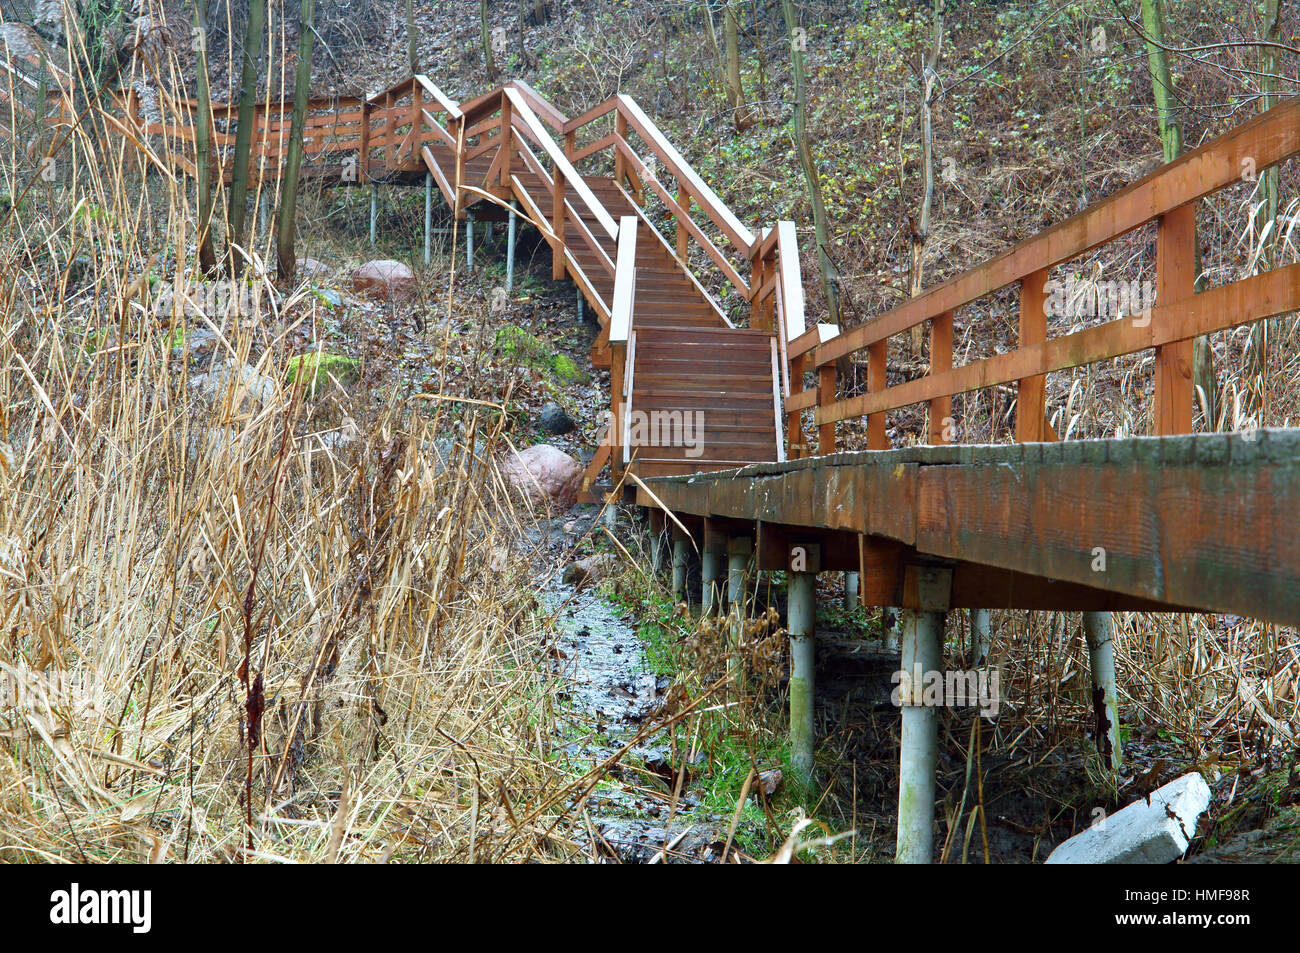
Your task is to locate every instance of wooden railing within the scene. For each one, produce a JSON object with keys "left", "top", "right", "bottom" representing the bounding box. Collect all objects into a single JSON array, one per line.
[
  {"left": 0, "top": 48, "right": 73, "bottom": 128},
  {"left": 789, "top": 96, "right": 1300, "bottom": 453},
  {"left": 608, "top": 215, "right": 638, "bottom": 467},
  {"left": 550, "top": 88, "right": 810, "bottom": 462},
  {"left": 7, "top": 59, "right": 805, "bottom": 471}
]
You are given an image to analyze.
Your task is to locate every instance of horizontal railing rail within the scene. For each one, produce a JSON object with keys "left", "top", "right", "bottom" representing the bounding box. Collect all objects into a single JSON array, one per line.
[{"left": 796, "top": 95, "right": 1300, "bottom": 453}]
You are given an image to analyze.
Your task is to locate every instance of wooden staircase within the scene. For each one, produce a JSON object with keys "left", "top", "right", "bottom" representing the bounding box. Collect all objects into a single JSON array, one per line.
[
  {"left": 414, "top": 82, "right": 803, "bottom": 496},
  {"left": 45, "top": 64, "right": 816, "bottom": 495}
]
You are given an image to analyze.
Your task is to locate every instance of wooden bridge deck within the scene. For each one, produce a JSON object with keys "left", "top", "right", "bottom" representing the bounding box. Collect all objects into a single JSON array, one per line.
[{"left": 640, "top": 429, "right": 1300, "bottom": 627}]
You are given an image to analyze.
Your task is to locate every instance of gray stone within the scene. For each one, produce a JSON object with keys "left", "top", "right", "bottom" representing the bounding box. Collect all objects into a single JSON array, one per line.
[
  {"left": 538, "top": 402, "right": 574, "bottom": 435},
  {"left": 298, "top": 257, "right": 332, "bottom": 278},
  {"left": 189, "top": 358, "right": 278, "bottom": 409},
  {"left": 1045, "top": 772, "right": 1211, "bottom": 864}
]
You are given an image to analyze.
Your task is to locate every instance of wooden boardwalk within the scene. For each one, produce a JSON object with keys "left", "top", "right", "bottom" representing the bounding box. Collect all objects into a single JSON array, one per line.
[{"left": 10, "top": 55, "right": 1300, "bottom": 862}]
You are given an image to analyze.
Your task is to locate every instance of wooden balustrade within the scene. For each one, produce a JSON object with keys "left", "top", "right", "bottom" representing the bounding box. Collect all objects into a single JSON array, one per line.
[{"left": 792, "top": 97, "right": 1300, "bottom": 454}]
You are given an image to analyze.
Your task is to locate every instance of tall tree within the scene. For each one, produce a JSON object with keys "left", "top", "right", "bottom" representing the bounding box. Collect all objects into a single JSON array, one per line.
[
  {"left": 226, "top": 0, "right": 268, "bottom": 276},
  {"left": 193, "top": 0, "right": 218, "bottom": 275},
  {"left": 1137, "top": 0, "right": 1218, "bottom": 426},
  {"left": 480, "top": 0, "right": 497, "bottom": 78},
  {"left": 406, "top": 0, "right": 419, "bottom": 74},
  {"left": 782, "top": 0, "right": 838, "bottom": 325},
  {"left": 723, "top": 2, "right": 753, "bottom": 130},
  {"left": 276, "top": 0, "right": 316, "bottom": 282},
  {"left": 1246, "top": 0, "right": 1282, "bottom": 399},
  {"left": 907, "top": 0, "right": 943, "bottom": 353}
]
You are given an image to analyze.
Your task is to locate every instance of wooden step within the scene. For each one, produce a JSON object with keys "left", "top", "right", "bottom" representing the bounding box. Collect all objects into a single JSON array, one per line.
[{"left": 635, "top": 372, "right": 773, "bottom": 393}]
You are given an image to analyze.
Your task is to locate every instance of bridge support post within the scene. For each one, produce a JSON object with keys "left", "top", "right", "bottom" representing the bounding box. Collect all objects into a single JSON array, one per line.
[
  {"left": 970, "top": 608, "right": 991, "bottom": 666},
  {"left": 506, "top": 202, "right": 518, "bottom": 293},
  {"left": 726, "top": 537, "right": 752, "bottom": 615},
  {"left": 258, "top": 190, "right": 269, "bottom": 240},
  {"left": 788, "top": 544, "right": 820, "bottom": 782},
  {"left": 883, "top": 606, "right": 902, "bottom": 651},
  {"left": 424, "top": 173, "right": 433, "bottom": 266},
  {"left": 701, "top": 551, "right": 722, "bottom": 615},
  {"left": 1083, "top": 612, "right": 1123, "bottom": 770},
  {"left": 843, "top": 571, "right": 859, "bottom": 612},
  {"left": 897, "top": 607, "right": 945, "bottom": 864},
  {"left": 671, "top": 539, "right": 689, "bottom": 602},
  {"left": 648, "top": 513, "right": 666, "bottom": 574},
  {"left": 727, "top": 536, "right": 753, "bottom": 693},
  {"left": 576, "top": 287, "right": 585, "bottom": 324},
  {"left": 465, "top": 214, "right": 475, "bottom": 273},
  {"left": 369, "top": 185, "right": 378, "bottom": 248}
]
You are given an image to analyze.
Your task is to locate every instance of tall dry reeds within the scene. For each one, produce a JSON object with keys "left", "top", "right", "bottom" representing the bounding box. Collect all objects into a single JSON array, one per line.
[{"left": 0, "top": 2, "right": 582, "bottom": 863}]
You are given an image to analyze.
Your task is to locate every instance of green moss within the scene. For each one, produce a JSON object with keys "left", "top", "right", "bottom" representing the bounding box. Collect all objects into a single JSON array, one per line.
[
  {"left": 494, "top": 324, "right": 589, "bottom": 383},
  {"left": 287, "top": 351, "right": 362, "bottom": 394}
]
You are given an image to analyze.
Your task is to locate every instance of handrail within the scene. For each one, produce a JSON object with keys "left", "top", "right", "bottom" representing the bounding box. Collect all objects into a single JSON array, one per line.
[
  {"left": 613, "top": 94, "right": 755, "bottom": 254},
  {"left": 773, "top": 221, "right": 806, "bottom": 344},
  {"left": 609, "top": 216, "right": 638, "bottom": 344},
  {"left": 506, "top": 86, "right": 618, "bottom": 240},
  {"left": 415, "top": 75, "right": 463, "bottom": 122},
  {"left": 815, "top": 95, "right": 1300, "bottom": 371},
  {"left": 508, "top": 80, "right": 568, "bottom": 134},
  {"left": 796, "top": 95, "right": 1300, "bottom": 454}
]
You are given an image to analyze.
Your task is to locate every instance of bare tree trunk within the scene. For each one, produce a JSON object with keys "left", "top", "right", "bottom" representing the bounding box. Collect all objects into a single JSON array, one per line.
[
  {"left": 1139, "top": 0, "right": 1217, "bottom": 426},
  {"left": 226, "top": 0, "right": 268, "bottom": 276},
  {"left": 908, "top": 0, "right": 943, "bottom": 354},
  {"left": 193, "top": 0, "right": 218, "bottom": 275},
  {"left": 406, "top": 0, "right": 419, "bottom": 74},
  {"left": 1246, "top": 0, "right": 1281, "bottom": 405},
  {"left": 723, "top": 2, "right": 752, "bottom": 130},
  {"left": 480, "top": 0, "right": 497, "bottom": 78},
  {"left": 276, "top": 0, "right": 315, "bottom": 283},
  {"left": 782, "top": 0, "right": 838, "bottom": 325}
]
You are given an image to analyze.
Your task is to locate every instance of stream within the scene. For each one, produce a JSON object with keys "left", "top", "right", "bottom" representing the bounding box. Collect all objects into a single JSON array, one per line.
[{"left": 533, "top": 510, "right": 729, "bottom": 863}]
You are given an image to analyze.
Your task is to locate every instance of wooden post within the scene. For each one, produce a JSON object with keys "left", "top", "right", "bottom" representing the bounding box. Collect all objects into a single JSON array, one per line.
[
  {"left": 675, "top": 185, "right": 690, "bottom": 263},
  {"left": 1153, "top": 202, "right": 1197, "bottom": 434},
  {"left": 552, "top": 163, "right": 566, "bottom": 280},
  {"left": 359, "top": 100, "right": 371, "bottom": 184},
  {"left": 867, "top": 340, "right": 888, "bottom": 449},
  {"left": 500, "top": 96, "right": 513, "bottom": 187},
  {"left": 786, "top": 353, "right": 805, "bottom": 457},
  {"left": 751, "top": 249, "right": 774, "bottom": 332},
  {"left": 817, "top": 364, "right": 836, "bottom": 455},
  {"left": 411, "top": 84, "right": 422, "bottom": 163},
  {"left": 1016, "top": 269, "right": 1050, "bottom": 442},
  {"left": 614, "top": 111, "right": 627, "bottom": 187},
  {"left": 929, "top": 309, "right": 953, "bottom": 444},
  {"left": 384, "top": 92, "right": 395, "bottom": 170}
]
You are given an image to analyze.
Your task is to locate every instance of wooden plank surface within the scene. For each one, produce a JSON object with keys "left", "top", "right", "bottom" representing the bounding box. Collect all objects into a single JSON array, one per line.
[{"left": 641, "top": 430, "right": 1300, "bottom": 626}]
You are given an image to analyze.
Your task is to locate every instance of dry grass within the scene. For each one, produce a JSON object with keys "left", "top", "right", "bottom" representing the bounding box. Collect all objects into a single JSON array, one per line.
[{"left": 0, "top": 11, "right": 592, "bottom": 864}]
